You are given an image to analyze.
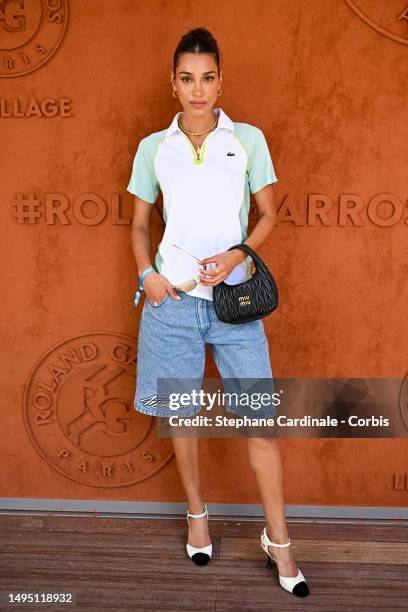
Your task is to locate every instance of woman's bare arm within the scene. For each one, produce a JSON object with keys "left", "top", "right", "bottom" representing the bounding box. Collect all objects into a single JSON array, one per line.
[
  {"left": 131, "top": 197, "right": 155, "bottom": 275},
  {"left": 199, "top": 184, "right": 278, "bottom": 284},
  {"left": 131, "top": 197, "right": 179, "bottom": 301}
]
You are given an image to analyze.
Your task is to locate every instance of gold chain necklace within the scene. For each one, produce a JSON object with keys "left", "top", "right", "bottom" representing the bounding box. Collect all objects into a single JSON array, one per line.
[
  {"left": 178, "top": 114, "right": 218, "bottom": 136},
  {"left": 178, "top": 114, "right": 219, "bottom": 156}
]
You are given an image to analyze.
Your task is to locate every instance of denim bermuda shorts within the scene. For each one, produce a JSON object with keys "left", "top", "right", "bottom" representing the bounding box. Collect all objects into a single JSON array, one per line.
[{"left": 135, "top": 291, "right": 276, "bottom": 418}]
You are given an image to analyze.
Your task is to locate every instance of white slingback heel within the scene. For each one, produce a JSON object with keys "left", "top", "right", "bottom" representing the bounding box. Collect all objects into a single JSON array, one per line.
[
  {"left": 261, "top": 527, "right": 309, "bottom": 597},
  {"left": 186, "top": 504, "right": 213, "bottom": 566}
]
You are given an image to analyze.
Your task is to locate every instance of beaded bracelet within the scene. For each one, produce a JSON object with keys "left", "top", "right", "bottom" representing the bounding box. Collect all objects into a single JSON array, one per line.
[{"left": 134, "top": 266, "right": 155, "bottom": 307}]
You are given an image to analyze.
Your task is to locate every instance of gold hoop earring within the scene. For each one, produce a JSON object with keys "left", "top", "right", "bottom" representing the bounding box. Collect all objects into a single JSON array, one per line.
[
  {"left": 218, "top": 88, "right": 223, "bottom": 96},
  {"left": 172, "top": 89, "right": 178, "bottom": 98}
]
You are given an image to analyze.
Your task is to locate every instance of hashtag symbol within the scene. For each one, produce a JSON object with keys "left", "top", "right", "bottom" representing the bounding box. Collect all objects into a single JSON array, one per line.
[{"left": 12, "top": 193, "right": 41, "bottom": 224}]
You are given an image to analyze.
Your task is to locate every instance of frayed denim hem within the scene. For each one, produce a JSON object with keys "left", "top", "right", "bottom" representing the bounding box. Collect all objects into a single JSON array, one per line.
[{"left": 134, "top": 400, "right": 201, "bottom": 418}]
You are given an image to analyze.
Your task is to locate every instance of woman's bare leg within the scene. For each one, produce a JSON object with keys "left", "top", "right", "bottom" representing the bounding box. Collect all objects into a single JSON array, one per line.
[
  {"left": 171, "top": 434, "right": 211, "bottom": 548},
  {"left": 247, "top": 436, "right": 298, "bottom": 576}
]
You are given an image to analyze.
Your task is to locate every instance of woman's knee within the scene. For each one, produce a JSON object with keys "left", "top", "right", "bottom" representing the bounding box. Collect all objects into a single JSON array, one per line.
[
  {"left": 247, "top": 436, "right": 279, "bottom": 468},
  {"left": 248, "top": 436, "right": 278, "bottom": 450}
]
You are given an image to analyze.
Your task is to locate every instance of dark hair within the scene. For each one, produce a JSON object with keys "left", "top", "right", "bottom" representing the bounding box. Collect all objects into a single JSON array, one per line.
[{"left": 173, "top": 27, "right": 221, "bottom": 75}]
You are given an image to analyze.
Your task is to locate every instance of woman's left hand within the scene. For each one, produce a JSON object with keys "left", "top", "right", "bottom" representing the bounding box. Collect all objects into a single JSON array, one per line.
[{"left": 197, "top": 250, "right": 244, "bottom": 286}]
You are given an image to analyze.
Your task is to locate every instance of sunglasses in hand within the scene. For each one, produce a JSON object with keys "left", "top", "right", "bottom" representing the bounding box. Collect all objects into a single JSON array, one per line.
[{"left": 171, "top": 244, "right": 208, "bottom": 293}]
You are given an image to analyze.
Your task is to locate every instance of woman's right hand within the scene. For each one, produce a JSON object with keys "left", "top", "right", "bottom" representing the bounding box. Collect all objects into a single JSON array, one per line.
[{"left": 143, "top": 271, "right": 180, "bottom": 304}]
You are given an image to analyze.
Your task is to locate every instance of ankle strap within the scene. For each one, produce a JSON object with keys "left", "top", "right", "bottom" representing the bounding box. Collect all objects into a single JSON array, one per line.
[
  {"left": 262, "top": 527, "right": 291, "bottom": 548},
  {"left": 186, "top": 504, "right": 208, "bottom": 523}
]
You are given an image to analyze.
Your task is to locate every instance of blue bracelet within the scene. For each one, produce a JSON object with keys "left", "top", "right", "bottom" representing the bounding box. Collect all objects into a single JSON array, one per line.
[{"left": 134, "top": 266, "right": 155, "bottom": 307}]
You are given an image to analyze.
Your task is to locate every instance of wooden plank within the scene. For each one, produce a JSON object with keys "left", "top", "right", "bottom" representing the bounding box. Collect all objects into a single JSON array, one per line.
[
  {"left": 0, "top": 514, "right": 407, "bottom": 542},
  {"left": 2, "top": 553, "right": 408, "bottom": 583},
  {"left": 215, "top": 580, "right": 408, "bottom": 609},
  {"left": 0, "top": 531, "right": 221, "bottom": 559},
  {"left": 220, "top": 536, "right": 408, "bottom": 564},
  {"left": 0, "top": 579, "right": 217, "bottom": 611}
]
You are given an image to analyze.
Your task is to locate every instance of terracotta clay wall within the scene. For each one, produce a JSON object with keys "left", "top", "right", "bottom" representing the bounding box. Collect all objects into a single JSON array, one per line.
[{"left": 1, "top": 0, "right": 407, "bottom": 508}]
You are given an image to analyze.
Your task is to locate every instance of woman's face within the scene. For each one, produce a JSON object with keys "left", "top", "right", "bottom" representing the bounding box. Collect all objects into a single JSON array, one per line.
[{"left": 171, "top": 52, "right": 222, "bottom": 116}]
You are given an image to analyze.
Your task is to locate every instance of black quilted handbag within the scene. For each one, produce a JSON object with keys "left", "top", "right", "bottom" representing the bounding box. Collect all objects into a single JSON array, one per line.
[{"left": 212, "top": 243, "right": 279, "bottom": 324}]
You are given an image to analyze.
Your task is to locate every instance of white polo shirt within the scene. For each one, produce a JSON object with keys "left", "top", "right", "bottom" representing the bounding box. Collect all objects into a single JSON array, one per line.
[{"left": 127, "top": 107, "right": 278, "bottom": 301}]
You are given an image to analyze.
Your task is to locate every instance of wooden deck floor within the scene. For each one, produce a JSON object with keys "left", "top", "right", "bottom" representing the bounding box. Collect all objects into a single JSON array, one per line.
[{"left": 0, "top": 513, "right": 407, "bottom": 611}]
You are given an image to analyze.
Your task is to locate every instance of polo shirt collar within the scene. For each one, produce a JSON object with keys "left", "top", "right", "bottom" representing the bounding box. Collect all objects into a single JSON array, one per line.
[{"left": 165, "top": 107, "right": 234, "bottom": 137}]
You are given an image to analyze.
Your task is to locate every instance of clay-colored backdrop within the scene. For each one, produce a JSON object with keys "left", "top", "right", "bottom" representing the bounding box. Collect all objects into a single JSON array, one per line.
[{"left": 1, "top": 0, "right": 407, "bottom": 508}]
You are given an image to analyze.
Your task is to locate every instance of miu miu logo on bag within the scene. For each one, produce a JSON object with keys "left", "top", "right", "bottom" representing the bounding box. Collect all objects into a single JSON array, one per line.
[{"left": 238, "top": 295, "right": 251, "bottom": 306}]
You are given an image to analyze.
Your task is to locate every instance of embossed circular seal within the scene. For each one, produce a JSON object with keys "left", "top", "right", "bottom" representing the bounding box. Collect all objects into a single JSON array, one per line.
[
  {"left": 23, "top": 332, "right": 174, "bottom": 487},
  {"left": 399, "top": 371, "right": 408, "bottom": 432},
  {"left": 344, "top": 1, "right": 408, "bottom": 46},
  {"left": 0, "top": 0, "right": 69, "bottom": 78}
]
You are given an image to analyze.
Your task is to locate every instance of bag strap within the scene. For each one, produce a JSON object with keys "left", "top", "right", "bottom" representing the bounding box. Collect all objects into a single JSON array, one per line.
[{"left": 226, "top": 243, "right": 265, "bottom": 270}]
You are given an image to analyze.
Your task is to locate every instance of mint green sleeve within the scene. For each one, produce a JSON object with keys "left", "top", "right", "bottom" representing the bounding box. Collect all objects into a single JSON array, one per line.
[
  {"left": 127, "top": 139, "right": 159, "bottom": 204},
  {"left": 248, "top": 128, "right": 278, "bottom": 194}
]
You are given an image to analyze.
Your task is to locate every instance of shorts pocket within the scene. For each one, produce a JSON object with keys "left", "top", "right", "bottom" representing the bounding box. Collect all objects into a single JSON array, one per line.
[{"left": 146, "top": 292, "right": 170, "bottom": 308}]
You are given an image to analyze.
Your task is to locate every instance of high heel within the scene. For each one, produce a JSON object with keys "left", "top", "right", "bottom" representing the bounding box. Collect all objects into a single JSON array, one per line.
[
  {"left": 186, "top": 504, "right": 212, "bottom": 566},
  {"left": 260, "top": 527, "right": 309, "bottom": 597}
]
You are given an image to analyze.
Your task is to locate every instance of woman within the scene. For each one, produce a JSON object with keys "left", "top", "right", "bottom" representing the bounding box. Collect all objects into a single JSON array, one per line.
[{"left": 127, "top": 27, "right": 309, "bottom": 598}]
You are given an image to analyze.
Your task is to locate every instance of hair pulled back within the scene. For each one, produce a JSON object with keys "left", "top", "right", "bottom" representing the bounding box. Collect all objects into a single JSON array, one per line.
[{"left": 173, "top": 27, "right": 221, "bottom": 75}]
